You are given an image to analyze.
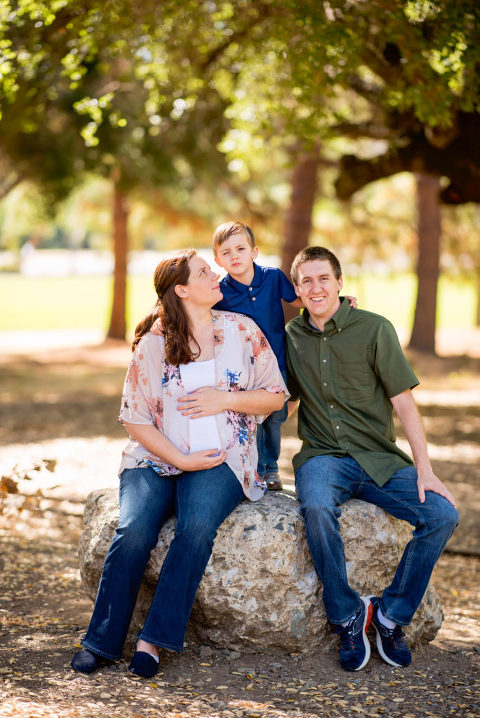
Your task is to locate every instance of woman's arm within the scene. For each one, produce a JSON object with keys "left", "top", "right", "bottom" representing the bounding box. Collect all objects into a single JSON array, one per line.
[
  {"left": 124, "top": 422, "right": 226, "bottom": 471},
  {"left": 287, "top": 399, "right": 299, "bottom": 417},
  {"left": 178, "top": 388, "right": 285, "bottom": 418}
]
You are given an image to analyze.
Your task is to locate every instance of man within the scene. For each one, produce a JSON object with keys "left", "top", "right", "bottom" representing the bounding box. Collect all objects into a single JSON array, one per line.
[{"left": 285, "top": 246, "right": 458, "bottom": 672}]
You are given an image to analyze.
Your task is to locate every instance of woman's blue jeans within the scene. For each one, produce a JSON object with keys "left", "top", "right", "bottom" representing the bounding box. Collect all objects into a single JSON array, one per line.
[
  {"left": 81, "top": 463, "right": 244, "bottom": 660},
  {"left": 295, "top": 455, "right": 459, "bottom": 626}
]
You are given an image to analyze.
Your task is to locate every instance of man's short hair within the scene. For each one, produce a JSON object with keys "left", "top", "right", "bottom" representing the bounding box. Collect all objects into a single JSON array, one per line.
[
  {"left": 290, "top": 246, "right": 342, "bottom": 284},
  {"left": 213, "top": 221, "right": 256, "bottom": 254}
]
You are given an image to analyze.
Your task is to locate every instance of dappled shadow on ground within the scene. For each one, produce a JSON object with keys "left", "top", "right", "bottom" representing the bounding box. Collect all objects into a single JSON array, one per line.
[
  {"left": 405, "top": 348, "right": 480, "bottom": 381},
  {"left": 0, "top": 341, "right": 479, "bottom": 717},
  {"left": 0, "top": 394, "right": 125, "bottom": 443},
  {"left": 417, "top": 405, "right": 480, "bottom": 446},
  {"left": 0, "top": 343, "right": 128, "bottom": 444},
  {"left": 0, "top": 487, "right": 478, "bottom": 718}
]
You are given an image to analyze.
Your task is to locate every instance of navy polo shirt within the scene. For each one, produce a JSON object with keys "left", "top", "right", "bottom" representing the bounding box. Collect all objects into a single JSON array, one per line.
[{"left": 214, "top": 263, "right": 297, "bottom": 372}]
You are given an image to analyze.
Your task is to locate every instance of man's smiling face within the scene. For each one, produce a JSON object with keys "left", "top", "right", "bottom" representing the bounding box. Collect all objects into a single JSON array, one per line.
[{"left": 294, "top": 258, "right": 343, "bottom": 330}]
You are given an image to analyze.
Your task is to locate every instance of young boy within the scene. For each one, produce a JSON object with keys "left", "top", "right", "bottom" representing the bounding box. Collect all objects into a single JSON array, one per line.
[{"left": 212, "top": 221, "right": 303, "bottom": 491}]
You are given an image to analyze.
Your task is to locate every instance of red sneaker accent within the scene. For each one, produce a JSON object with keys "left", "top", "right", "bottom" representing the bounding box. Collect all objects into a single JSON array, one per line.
[{"left": 365, "top": 601, "right": 373, "bottom": 632}]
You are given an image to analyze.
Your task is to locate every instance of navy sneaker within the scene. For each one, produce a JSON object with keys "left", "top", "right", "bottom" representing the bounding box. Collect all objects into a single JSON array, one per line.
[
  {"left": 265, "top": 473, "right": 283, "bottom": 491},
  {"left": 369, "top": 596, "right": 411, "bottom": 667},
  {"left": 334, "top": 596, "right": 372, "bottom": 671}
]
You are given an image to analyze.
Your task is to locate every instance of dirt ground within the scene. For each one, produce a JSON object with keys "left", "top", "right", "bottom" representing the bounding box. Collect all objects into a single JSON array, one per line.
[{"left": 0, "top": 335, "right": 479, "bottom": 718}]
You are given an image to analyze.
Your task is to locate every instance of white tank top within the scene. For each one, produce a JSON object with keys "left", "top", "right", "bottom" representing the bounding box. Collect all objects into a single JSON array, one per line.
[{"left": 179, "top": 359, "right": 222, "bottom": 454}]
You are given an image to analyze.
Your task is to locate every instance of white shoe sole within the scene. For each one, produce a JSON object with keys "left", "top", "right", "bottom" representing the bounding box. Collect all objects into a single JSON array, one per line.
[
  {"left": 353, "top": 596, "right": 372, "bottom": 671},
  {"left": 365, "top": 594, "right": 407, "bottom": 667}
]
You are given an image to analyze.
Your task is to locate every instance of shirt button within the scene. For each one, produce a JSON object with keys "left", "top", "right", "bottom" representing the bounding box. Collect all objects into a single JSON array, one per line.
[
  {"left": 322, "top": 359, "right": 326, "bottom": 363},
  {"left": 323, "top": 337, "right": 327, "bottom": 341},
  {"left": 336, "top": 425, "right": 340, "bottom": 429},
  {"left": 338, "top": 328, "right": 342, "bottom": 332},
  {"left": 249, "top": 287, "right": 253, "bottom": 291},
  {"left": 252, "top": 297, "right": 256, "bottom": 301},
  {"left": 330, "top": 404, "right": 334, "bottom": 409},
  {"left": 323, "top": 382, "right": 327, "bottom": 386}
]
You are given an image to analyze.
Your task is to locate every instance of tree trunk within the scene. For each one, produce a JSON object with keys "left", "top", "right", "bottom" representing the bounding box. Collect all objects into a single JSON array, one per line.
[
  {"left": 408, "top": 174, "right": 441, "bottom": 353},
  {"left": 107, "top": 180, "right": 129, "bottom": 340},
  {"left": 476, "top": 270, "right": 480, "bottom": 327},
  {"left": 281, "top": 147, "right": 320, "bottom": 323}
]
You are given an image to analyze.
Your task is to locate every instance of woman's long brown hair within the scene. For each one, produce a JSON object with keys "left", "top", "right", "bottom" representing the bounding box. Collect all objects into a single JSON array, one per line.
[{"left": 132, "top": 249, "right": 200, "bottom": 365}]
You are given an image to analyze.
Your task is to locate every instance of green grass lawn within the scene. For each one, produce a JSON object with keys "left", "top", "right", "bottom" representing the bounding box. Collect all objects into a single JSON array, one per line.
[
  {"left": 345, "top": 273, "right": 477, "bottom": 331},
  {"left": 0, "top": 272, "right": 476, "bottom": 335}
]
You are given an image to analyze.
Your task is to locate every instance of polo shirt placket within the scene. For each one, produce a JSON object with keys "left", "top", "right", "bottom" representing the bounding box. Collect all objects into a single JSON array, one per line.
[{"left": 319, "top": 328, "right": 350, "bottom": 452}]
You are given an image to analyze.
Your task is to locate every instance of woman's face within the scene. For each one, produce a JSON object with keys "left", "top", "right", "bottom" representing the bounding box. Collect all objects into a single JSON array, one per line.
[{"left": 176, "top": 255, "right": 222, "bottom": 307}]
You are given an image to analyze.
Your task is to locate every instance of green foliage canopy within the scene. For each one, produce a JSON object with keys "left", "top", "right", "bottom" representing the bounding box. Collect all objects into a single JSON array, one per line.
[
  {"left": 1, "top": 1, "right": 479, "bottom": 205},
  {"left": 0, "top": 1, "right": 233, "bottom": 202}
]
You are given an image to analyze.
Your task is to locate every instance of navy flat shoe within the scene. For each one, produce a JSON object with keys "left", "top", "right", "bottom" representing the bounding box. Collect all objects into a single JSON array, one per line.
[
  {"left": 128, "top": 651, "right": 159, "bottom": 678},
  {"left": 71, "top": 649, "right": 110, "bottom": 674}
]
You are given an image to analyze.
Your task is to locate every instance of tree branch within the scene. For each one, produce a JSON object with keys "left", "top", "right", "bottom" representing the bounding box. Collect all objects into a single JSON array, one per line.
[
  {"left": 331, "top": 122, "right": 393, "bottom": 140},
  {"left": 0, "top": 173, "right": 22, "bottom": 201},
  {"left": 344, "top": 74, "right": 385, "bottom": 104},
  {"left": 334, "top": 112, "right": 480, "bottom": 204},
  {"left": 199, "top": 3, "right": 277, "bottom": 72}
]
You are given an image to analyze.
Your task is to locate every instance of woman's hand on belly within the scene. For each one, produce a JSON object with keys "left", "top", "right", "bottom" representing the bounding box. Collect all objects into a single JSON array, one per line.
[
  {"left": 178, "top": 388, "right": 227, "bottom": 418},
  {"left": 177, "top": 448, "right": 226, "bottom": 472}
]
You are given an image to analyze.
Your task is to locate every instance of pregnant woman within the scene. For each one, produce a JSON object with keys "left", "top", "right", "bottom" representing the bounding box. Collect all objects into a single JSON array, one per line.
[{"left": 71, "top": 249, "right": 286, "bottom": 678}]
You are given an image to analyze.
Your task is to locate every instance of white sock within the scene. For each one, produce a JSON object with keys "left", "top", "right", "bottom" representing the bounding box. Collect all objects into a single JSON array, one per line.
[
  {"left": 139, "top": 650, "right": 159, "bottom": 662},
  {"left": 137, "top": 643, "right": 160, "bottom": 662},
  {"left": 377, "top": 606, "right": 396, "bottom": 630}
]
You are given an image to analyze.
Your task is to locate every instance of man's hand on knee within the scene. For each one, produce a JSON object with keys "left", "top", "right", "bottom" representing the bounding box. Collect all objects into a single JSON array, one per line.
[{"left": 417, "top": 468, "right": 456, "bottom": 507}]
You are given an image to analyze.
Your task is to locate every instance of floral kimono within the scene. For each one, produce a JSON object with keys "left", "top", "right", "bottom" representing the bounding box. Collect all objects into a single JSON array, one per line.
[{"left": 118, "top": 310, "right": 288, "bottom": 501}]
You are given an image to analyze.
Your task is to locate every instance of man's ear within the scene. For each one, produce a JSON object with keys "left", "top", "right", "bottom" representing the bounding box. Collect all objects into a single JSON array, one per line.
[
  {"left": 251, "top": 246, "right": 259, "bottom": 260},
  {"left": 294, "top": 284, "right": 301, "bottom": 297},
  {"left": 338, "top": 276, "right": 344, "bottom": 292}
]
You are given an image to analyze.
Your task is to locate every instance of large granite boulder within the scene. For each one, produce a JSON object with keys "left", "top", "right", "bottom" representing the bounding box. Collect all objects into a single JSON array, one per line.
[{"left": 79, "top": 489, "right": 442, "bottom": 653}]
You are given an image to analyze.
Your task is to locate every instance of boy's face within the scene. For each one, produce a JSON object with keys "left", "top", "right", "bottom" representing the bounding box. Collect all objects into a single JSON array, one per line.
[{"left": 214, "top": 232, "right": 258, "bottom": 279}]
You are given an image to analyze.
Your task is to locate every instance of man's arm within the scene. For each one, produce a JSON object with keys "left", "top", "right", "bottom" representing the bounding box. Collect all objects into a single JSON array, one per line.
[{"left": 390, "top": 389, "right": 456, "bottom": 507}]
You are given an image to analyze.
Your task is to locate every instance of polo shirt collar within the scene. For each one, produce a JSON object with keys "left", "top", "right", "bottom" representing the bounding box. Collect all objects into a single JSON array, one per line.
[
  {"left": 223, "top": 262, "right": 261, "bottom": 292},
  {"left": 301, "top": 296, "right": 351, "bottom": 334}
]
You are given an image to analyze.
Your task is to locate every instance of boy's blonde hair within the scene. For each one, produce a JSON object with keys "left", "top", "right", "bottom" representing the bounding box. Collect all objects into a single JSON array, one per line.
[{"left": 213, "top": 221, "right": 256, "bottom": 254}]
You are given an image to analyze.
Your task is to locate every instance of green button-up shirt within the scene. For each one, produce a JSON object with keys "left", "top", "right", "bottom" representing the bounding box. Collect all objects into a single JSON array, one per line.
[{"left": 285, "top": 298, "right": 419, "bottom": 486}]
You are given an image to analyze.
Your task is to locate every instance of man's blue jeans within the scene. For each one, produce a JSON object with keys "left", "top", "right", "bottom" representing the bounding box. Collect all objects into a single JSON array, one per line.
[
  {"left": 295, "top": 455, "right": 459, "bottom": 626},
  {"left": 257, "top": 371, "right": 288, "bottom": 476},
  {"left": 81, "top": 463, "right": 244, "bottom": 660}
]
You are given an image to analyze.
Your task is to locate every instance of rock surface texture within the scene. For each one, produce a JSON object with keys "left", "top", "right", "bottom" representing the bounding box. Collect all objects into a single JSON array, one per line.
[{"left": 79, "top": 489, "right": 442, "bottom": 653}]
